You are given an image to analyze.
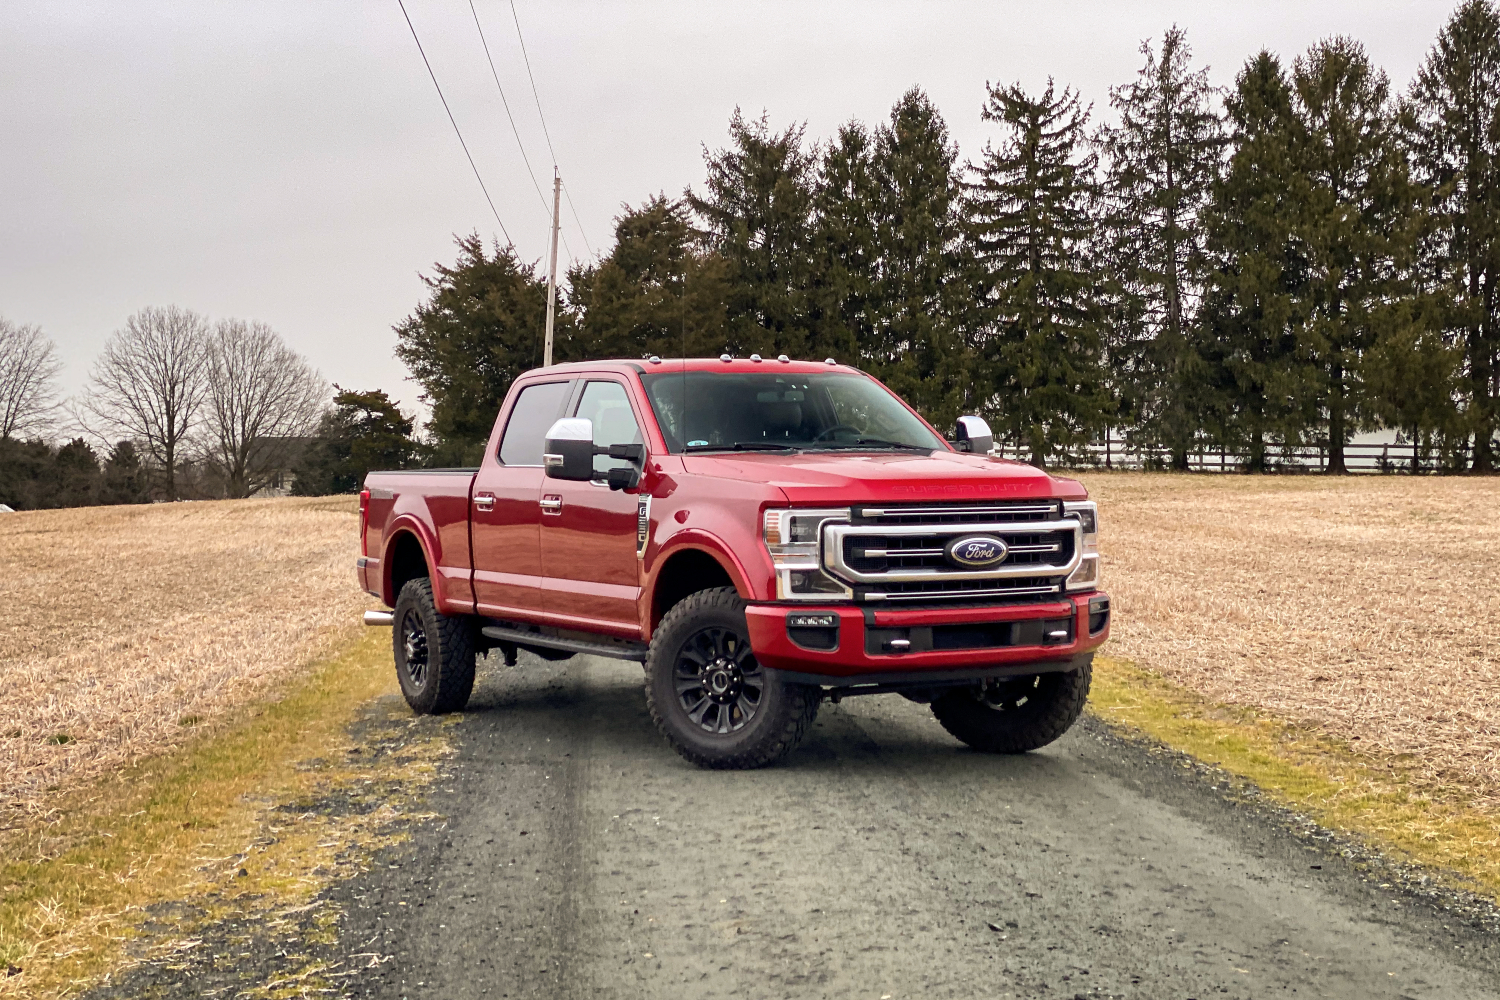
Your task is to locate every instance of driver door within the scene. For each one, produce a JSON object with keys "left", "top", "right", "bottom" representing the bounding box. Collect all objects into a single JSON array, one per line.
[{"left": 538, "top": 378, "right": 647, "bottom": 634}]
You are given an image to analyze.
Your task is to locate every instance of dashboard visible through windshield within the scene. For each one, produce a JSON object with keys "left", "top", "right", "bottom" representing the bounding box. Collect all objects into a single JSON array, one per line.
[{"left": 639, "top": 370, "right": 946, "bottom": 454}]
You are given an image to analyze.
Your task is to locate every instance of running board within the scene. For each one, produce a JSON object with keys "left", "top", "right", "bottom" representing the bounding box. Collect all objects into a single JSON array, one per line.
[{"left": 480, "top": 624, "right": 649, "bottom": 662}]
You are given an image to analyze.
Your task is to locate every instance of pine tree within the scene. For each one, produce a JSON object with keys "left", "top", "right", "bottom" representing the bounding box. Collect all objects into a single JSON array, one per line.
[
  {"left": 687, "top": 111, "right": 818, "bottom": 358},
  {"left": 292, "top": 388, "right": 423, "bottom": 495},
  {"left": 1404, "top": 0, "right": 1500, "bottom": 471},
  {"left": 1364, "top": 299, "right": 1463, "bottom": 472},
  {"left": 1292, "top": 37, "right": 1417, "bottom": 473},
  {"left": 967, "top": 79, "right": 1109, "bottom": 468},
  {"left": 1198, "top": 51, "right": 1316, "bottom": 471},
  {"left": 101, "top": 440, "right": 150, "bottom": 504},
  {"left": 564, "top": 196, "right": 729, "bottom": 360},
  {"left": 1097, "top": 27, "right": 1226, "bottom": 469},
  {"left": 53, "top": 438, "right": 101, "bottom": 508},
  {"left": 394, "top": 234, "right": 554, "bottom": 463},
  {"left": 864, "top": 88, "right": 972, "bottom": 430},
  {"left": 809, "top": 121, "right": 879, "bottom": 368}
]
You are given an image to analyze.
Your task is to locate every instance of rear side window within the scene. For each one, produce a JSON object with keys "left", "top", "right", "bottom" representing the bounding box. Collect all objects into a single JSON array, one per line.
[{"left": 498, "top": 381, "right": 571, "bottom": 466}]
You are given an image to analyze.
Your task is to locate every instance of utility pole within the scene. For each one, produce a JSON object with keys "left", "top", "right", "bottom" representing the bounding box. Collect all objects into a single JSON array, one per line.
[{"left": 543, "top": 168, "right": 561, "bottom": 367}]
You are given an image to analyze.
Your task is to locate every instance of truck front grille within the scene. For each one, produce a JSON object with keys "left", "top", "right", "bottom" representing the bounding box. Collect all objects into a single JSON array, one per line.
[{"left": 823, "top": 501, "right": 1080, "bottom": 604}]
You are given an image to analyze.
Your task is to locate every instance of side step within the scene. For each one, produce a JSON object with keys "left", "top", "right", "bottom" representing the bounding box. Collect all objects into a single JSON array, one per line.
[{"left": 480, "top": 624, "right": 649, "bottom": 663}]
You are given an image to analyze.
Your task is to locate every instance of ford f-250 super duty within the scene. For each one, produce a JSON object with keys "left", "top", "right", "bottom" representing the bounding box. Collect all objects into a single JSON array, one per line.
[{"left": 358, "top": 356, "right": 1109, "bottom": 769}]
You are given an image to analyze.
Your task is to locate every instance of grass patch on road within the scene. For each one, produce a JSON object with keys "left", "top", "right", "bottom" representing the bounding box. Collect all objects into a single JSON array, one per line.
[
  {"left": 1091, "top": 654, "right": 1500, "bottom": 901},
  {"left": 0, "top": 630, "right": 448, "bottom": 1000}
]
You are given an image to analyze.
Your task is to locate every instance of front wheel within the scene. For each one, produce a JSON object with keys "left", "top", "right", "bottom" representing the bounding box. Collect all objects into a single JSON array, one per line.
[
  {"left": 645, "top": 588, "right": 820, "bottom": 769},
  {"left": 930, "top": 658, "right": 1091, "bottom": 753},
  {"left": 392, "top": 577, "right": 477, "bottom": 715}
]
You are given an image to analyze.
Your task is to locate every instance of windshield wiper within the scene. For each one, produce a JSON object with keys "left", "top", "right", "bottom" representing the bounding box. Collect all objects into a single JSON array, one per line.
[
  {"left": 684, "top": 441, "right": 800, "bottom": 453},
  {"left": 809, "top": 438, "right": 934, "bottom": 452}
]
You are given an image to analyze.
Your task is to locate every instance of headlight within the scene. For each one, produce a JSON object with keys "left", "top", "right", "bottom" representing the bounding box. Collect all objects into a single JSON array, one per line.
[
  {"left": 1063, "top": 500, "right": 1100, "bottom": 592},
  {"left": 763, "top": 508, "right": 852, "bottom": 600}
]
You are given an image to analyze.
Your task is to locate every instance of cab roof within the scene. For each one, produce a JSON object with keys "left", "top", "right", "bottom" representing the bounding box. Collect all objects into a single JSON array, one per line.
[{"left": 523, "top": 357, "right": 862, "bottom": 378}]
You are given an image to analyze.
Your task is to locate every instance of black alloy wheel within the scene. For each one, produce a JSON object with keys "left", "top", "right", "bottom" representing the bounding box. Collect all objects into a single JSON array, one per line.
[
  {"left": 391, "top": 577, "right": 477, "bottom": 715},
  {"left": 399, "top": 609, "right": 430, "bottom": 692},
  {"left": 674, "top": 625, "right": 764, "bottom": 735},
  {"left": 645, "top": 587, "right": 820, "bottom": 769}
]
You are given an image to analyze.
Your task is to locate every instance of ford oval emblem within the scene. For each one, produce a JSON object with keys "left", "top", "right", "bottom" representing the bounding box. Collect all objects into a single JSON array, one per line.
[{"left": 944, "top": 534, "right": 1008, "bottom": 569}]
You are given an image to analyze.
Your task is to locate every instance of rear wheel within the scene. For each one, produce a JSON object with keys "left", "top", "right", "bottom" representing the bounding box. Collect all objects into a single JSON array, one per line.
[
  {"left": 930, "top": 657, "right": 1091, "bottom": 753},
  {"left": 392, "top": 577, "right": 477, "bottom": 715},
  {"left": 646, "top": 587, "right": 820, "bottom": 769}
]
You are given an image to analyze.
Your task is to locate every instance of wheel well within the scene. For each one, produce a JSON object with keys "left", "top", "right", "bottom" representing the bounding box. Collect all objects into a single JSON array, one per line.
[
  {"left": 387, "top": 531, "right": 430, "bottom": 601},
  {"left": 652, "top": 549, "right": 735, "bottom": 628}
]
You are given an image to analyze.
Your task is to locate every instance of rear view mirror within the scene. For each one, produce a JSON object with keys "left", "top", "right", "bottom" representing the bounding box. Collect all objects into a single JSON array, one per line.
[
  {"left": 543, "top": 418, "right": 595, "bottom": 480},
  {"left": 954, "top": 415, "right": 993, "bottom": 455}
]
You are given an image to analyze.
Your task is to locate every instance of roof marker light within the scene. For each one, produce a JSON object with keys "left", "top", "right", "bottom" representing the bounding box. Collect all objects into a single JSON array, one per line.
[
  {"left": 647, "top": 356, "right": 662, "bottom": 364},
  {"left": 777, "top": 354, "right": 790, "bottom": 363},
  {"left": 720, "top": 353, "right": 732, "bottom": 362},
  {"left": 825, "top": 357, "right": 837, "bottom": 365},
  {"left": 750, "top": 354, "right": 763, "bottom": 362}
]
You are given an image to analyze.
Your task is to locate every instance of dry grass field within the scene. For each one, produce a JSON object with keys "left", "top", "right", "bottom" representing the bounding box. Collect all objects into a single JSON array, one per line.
[
  {"left": 1084, "top": 473, "right": 1500, "bottom": 805},
  {"left": 0, "top": 497, "right": 369, "bottom": 827}
]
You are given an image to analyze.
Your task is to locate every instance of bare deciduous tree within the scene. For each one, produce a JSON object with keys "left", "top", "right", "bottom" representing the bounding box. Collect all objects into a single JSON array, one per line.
[
  {"left": 80, "top": 306, "right": 210, "bottom": 500},
  {"left": 0, "top": 317, "right": 63, "bottom": 439},
  {"left": 203, "top": 319, "right": 326, "bottom": 498}
]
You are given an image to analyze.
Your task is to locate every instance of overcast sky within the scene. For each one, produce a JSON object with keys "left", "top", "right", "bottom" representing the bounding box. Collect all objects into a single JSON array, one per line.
[{"left": 0, "top": 0, "right": 1465, "bottom": 423}]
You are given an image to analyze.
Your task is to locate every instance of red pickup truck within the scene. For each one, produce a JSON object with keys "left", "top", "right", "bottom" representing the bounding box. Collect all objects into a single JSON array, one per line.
[{"left": 358, "top": 357, "right": 1108, "bottom": 769}]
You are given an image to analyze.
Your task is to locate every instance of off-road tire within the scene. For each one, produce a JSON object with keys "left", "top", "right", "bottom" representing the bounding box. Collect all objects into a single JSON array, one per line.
[
  {"left": 392, "top": 577, "right": 477, "bottom": 715},
  {"left": 646, "top": 587, "right": 820, "bottom": 769},
  {"left": 930, "top": 657, "right": 1092, "bottom": 754}
]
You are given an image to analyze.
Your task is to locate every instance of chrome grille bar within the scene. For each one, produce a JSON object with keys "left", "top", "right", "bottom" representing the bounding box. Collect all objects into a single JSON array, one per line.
[{"left": 823, "top": 519, "right": 1081, "bottom": 585}]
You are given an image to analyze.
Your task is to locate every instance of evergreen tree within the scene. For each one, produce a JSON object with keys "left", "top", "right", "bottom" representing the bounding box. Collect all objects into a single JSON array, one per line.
[
  {"left": 1292, "top": 37, "right": 1417, "bottom": 473},
  {"left": 687, "top": 111, "right": 818, "bottom": 357},
  {"left": 53, "top": 438, "right": 101, "bottom": 508},
  {"left": 1364, "top": 299, "right": 1464, "bottom": 472},
  {"left": 394, "top": 234, "right": 554, "bottom": 463},
  {"left": 809, "top": 122, "right": 879, "bottom": 368},
  {"left": 864, "top": 88, "right": 972, "bottom": 429},
  {"left": 967, "top": 79, "right": 1109, "bottom": 468},
  {"left": 292, "top": 388, "right": 423, "bottom": 495},
  {"left": 101, "top": 440, "right": 151, "bottom": 504},
  {"left": 1198, "top": 51, "right": 1316, "bottom": 470},
  {"left": 1405, "top": 0, "right": 1500, "bottom": 471},
  {"left": 0, "top": 437, "right": 55, "bottom": 510},
  {"left": 564, "top": 196, "right": 730, "bottom": 359},
  {"left": 1097, "top": 27, "right": 1226, "bottom": 468}
]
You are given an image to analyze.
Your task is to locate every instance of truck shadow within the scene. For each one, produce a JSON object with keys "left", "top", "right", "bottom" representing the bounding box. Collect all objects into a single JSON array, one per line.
[{"left": 457, "top": 652, "right": 1083, "bottom": 784}]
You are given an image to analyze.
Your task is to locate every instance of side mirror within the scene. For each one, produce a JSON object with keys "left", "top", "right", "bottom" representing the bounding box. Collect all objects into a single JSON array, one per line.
[
  {"left": 954, "top": 415, "right": 993, "bottom": 455},
  {"left": 543, "top": 418, "right": 595, "bottom": 480}
]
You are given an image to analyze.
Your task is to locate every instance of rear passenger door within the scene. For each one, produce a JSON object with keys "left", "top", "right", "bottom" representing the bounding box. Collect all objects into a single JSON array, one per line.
[
  {"left": 470, "top": 378, "right": 572, "bottom": 620},
  {"left": 538, "top": 379, "right": 647, "bottom": 633}
]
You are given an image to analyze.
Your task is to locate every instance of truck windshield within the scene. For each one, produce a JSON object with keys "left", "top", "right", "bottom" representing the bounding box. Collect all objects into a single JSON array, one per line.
[{"left": 639, "top": 370, "right": 946, "bottom": 454}]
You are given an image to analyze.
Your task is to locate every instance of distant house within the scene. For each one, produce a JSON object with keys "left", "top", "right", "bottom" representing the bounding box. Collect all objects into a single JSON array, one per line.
[{"left": 250, "top": 436, "right": 316, "bottom": 498}]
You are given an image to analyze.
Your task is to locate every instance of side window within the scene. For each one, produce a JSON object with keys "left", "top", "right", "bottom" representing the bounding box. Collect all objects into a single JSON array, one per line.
[
  {"left": 573, "top": 381, "right": 642, "bottom": 476},
  {"left": 498, "top": 381, "right": 572, "bottom": 466}
]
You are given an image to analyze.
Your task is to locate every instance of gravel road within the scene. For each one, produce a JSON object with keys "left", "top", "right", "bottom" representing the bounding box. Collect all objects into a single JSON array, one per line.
[{"left": 88, "top": 650, "right": 1500, "bottom": 999}]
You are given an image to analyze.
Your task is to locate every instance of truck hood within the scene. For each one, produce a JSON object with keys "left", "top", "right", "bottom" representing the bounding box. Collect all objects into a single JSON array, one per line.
[{"left": 681, "top": 450, "right": 1086, "bottom": 505}]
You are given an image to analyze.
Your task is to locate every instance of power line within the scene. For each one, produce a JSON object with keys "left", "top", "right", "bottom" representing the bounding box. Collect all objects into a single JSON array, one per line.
[
  {"left": 398, "top": 0, "right": 512, "bottom": 246},
  {"left": 562, "top": 180, "right": 595, "bottom": 258},
  {"left": 507, "top": 1, "right": 595, "bottom": 258},
  {"left": 467, "top": 0, "right": 552, "bottom": 221},
  {"left": 508, "top": 0, "right": 557, "bottom": 164}
]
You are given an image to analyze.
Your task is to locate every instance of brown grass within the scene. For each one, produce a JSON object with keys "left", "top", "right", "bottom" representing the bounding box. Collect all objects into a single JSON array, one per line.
[
  {"left": 1083, "top": 473, "right": 1500, "bottom": 805},
  {"left": 0, "top": 497, "right": 370, "bottom": 827}
]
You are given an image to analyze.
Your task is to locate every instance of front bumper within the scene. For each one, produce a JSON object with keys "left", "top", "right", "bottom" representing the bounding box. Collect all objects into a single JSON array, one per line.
[{"left": 744, "top": 592, "right": 1109, "bottom": 686}]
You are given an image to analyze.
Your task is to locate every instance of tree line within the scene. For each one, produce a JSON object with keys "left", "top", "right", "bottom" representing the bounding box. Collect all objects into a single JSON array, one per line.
[
  {"left": 399, "top": 1, "right": 1500, "bottom": 473},
  {"left": 0, "top": 307, "right": 337, "bottom": 509}
]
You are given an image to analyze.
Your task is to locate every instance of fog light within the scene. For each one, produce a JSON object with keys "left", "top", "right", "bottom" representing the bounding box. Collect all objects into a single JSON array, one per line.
[{"left": 788, "top": 613, "right": 838, "bottom": 628}]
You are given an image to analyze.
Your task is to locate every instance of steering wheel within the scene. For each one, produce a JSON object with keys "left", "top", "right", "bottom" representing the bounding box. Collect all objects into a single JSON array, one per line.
[{"left": 813, "top": 424, "right": 862, "bottom": 442}]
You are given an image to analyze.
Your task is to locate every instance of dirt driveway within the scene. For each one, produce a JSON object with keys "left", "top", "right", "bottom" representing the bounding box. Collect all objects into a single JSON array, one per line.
[{"left": 82, "top": 651, "right": 1500, "bottom": 1000}]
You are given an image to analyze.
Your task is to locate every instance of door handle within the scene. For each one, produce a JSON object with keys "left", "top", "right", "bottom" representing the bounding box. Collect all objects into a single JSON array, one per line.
[
  {"left": 540, "top": 495, "right": 563, "bottom": 515},
  {"left": 473, "top": 492, "right": 496, "bottom": 512}
]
